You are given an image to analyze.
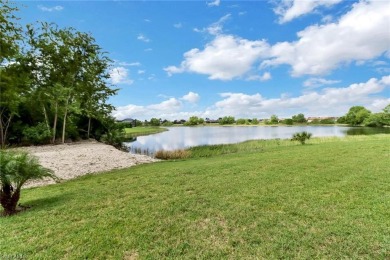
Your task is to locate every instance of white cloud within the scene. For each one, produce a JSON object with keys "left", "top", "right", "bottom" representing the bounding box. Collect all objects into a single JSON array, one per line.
[
  {"left": 164, "top": 34, "right": 270, "bottom": 80},
  {"left": 208, "top": 75, "right": 390, "bottom": 118},
  {"left": 38, "top": 5, "right": 64, "bottom": 12},
  {"left": 303, "top": 78, "right": 340, "bottom": 88},
  {"left": 194, "top": 14, "right": 231, "bottom": 35},
  {"left": 137, "top": 34, "right": 150, "bottom": 43},
  {"left": 115, "top": 61, "right": 141, "bottom": 67},
  {"left": 207, "top": 0, "right": 221, "bottom": 7},
  {"left": 264, "top": 0, "right": 390, "bottom": 76},
  {"left": 247, "top": 72, "right": 272, "bottom": 82},
  {"left": 174, "top": 23, "right": 183, "bottom": 29},
  {"left": 138, "top": 70, "right": 145, "bottom": 74},
  {"left": 109, "top": 67, "right": 134, "bottom": 85},
  {"left": 113, "top": 76, "right": 390, "bottom": 120},
  {"left": 113, "top": 98, "right": 183, "bottom": 120},
  {"left": 181, "top": 92, "right": 200, "bottom": 103},
  {"left": 274, "top": 0, "right": 342, "bottom": 24}
]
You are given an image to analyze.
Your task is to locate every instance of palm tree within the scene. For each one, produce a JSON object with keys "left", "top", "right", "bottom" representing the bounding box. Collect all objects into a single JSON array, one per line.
[
  {"left": 291, "top": 131, "right": 312, "bottom": 145},
  {"left": 0, "top": 150, "right": 57, "bottom": 216}
]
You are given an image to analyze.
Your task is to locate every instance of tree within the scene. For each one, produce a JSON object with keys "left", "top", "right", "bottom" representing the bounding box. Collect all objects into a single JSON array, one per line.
[
  {"left": 282, "top": 118, "right": 293, "bottom": 125},
  {"left": 184, "top": 116, "right": 201, "bottom": 126},
  {"left": 236, "top": 118, "right": 246, "bottom": 125},
  {"left": 269, "top": 115, "right": 279, "bottom": 124},
  {"left": 219, "top": 116, "right": 235, "bottom": 125},
  {"left": 0, "top": 150, "right": 56, "bottom": 215},
  {"left": 24, "top": 22, "right": 116, "bottom": 143},
  {"left": 291, "top": 131, "right": 312, "bottom": 145},
  {"left": 150, "top": 118, "right": 161, "bottom": 126},
  {"left": 364, "top": 104, "right": 390, "bottom": 127},
  {"left": 251, "top": 118, "right": 259, "bottom": 125},
  {"left": 292, "top": 113, "right": 307, "bottom": 123},
  {"left": 345, "top": 106, "right": 371, "bottom": 126},
  {"left": 0, "top": 0, "right": 23, "bottom": 148}
]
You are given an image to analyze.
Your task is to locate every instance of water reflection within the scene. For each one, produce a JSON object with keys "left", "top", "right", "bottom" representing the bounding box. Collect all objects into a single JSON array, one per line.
[
  {"left": 345, "top": 127, "right": 390, "bottom": 135},
  {"left": 123, "top": 125, "right": 384, "bottom": 154}
]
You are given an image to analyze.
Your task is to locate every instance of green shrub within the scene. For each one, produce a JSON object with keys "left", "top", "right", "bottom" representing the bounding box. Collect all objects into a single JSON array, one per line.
[
  {"left": 0, "top": 150, "right": 57, "bottom": 216},
  {"left": 22, "top": 122, "right": 52, "bottom": 145},
  {"left": 291, "top": 131, "right": 312, "bottom": 145}
]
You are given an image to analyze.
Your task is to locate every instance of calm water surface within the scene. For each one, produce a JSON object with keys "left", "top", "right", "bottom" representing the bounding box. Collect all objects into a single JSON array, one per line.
[{"left": 124, "top": 126, "right": 389, "bottom": 154}]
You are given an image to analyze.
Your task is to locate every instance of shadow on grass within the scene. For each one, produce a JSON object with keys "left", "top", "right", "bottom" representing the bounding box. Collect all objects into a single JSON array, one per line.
[{"left": 21, "top": 193, "right": 73, "bottom": 212}]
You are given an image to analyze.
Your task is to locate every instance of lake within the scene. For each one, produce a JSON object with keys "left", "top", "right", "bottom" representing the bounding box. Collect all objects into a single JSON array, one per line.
[{"left": 124, "top": 126, "right": 389, "bottom": 154}]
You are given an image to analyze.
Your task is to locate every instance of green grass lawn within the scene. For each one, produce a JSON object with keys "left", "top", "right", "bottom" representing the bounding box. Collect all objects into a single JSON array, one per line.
[
  {"left": 124, "top": 126, "right": 167, "bottom": 138},
  {"left": 1, "top": 135, "right": 389, "bottom": 259}
]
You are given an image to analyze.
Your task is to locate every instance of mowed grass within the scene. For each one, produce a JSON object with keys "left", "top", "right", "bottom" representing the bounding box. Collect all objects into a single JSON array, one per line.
[
  {"left": 124, "top": 126, "right": 167, "bottom": 137},
  {"left": 1, "top": 135, "right": 389, "bottom": 259}
]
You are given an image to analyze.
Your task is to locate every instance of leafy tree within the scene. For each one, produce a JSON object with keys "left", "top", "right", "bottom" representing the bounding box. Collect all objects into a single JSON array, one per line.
[
  {"left": 269, "top": 115, "right": 279, "bottom": 124},
  {"left": 337, "top": 116, "right": 347, "bottom": 124},
  {"left": 282, "top": 118, "right": 293, "bottom": 125},
  {"left": 251, "top": 118, "right": 259, "bottom": 125},
  {"left": 184, "top": 116, "right": 201, "bottom": 126},
  {"left": 219, "top": 116, "right": 235, "bottom": 125},
  {"left": 345, "top": 106, "right": 371, "bottom": 126},
  {"left": 0, "top": 0, "right": 23, "bottom": 148},
  {"left": 364, "top": 105, "right": 390, "bottom": 127},
  {"left": 0, "top": 150, "right": 57, "bottom": 215},
  {"left": 24, "top": 22, "right": 116, "bottom": 143},
  {"left": 236, "top": 118, "right": 246, "bottom": 125},
  {"left": 292, "top": 113, "right": 307, "bottom": 123},
  {"left": 150, "top": 118, "right": 161, "bottom": 126},
  {"left": 291, "top": 131, "right": 312, "bottom": 145}
]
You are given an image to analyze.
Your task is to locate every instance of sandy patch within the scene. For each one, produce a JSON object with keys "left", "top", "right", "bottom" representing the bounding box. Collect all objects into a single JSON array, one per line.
[{"left": 17, "top": 140, "right": 158, "bottom": 188}]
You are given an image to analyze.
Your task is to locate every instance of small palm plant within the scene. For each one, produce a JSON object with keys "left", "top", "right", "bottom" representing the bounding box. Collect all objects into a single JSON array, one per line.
[
  {"left": 291, "top": 131, "right": 312, "bottom": 145},
  {"left": 0, "top": 150, "right": 57, "bottom": 216}
]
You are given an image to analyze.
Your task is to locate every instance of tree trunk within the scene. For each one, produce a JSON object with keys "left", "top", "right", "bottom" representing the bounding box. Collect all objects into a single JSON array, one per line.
[
  {"left": 0, "top": 185, "right": 20, "bottom": 216},
  {"left": 52, "top": 102, "right": 58, "bottom": 144},
  {"left": 61, "top": 95, "right": 71, "bottom": 144},
  {"left": 0, "top": 114, "right": 4, "bottom": 149},
  {"left": 0, "top": 109, "right": 13, "bottom": 149},
  {"left": 42, "top": 105, "right": 51, "bottom": 134},
  {"left": 87, "top": 116, "right": 91, "bottom": 139}
]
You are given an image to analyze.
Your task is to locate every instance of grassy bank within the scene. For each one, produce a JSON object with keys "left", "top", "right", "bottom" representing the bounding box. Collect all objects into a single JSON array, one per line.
[
  {"left": 124, "top": 126, "right": 167, "bottom": 138},
  {"left": 1, "top": 135, "right": 389, "bottom": 258}
]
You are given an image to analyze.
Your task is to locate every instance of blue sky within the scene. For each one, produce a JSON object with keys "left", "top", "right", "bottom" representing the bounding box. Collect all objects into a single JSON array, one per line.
[{"left": 16, "top": 0, "right": 390, "bottom": 120}]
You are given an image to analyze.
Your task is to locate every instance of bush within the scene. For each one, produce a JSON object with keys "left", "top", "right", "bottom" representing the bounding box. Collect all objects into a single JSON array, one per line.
[
  {"left": 0, "top": 150, "right": 57, "bottom": 215},
  {"left": 22, "top": 122, "right": 51, "bottom": 145},
  {"left": 154, "top": 149, "right": 191, "bottom": 160},
  {"left": 291, "top": 131, "right": 312, "bottom": 145}
]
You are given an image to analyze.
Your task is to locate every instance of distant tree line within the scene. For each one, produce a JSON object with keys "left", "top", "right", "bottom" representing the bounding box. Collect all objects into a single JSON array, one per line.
[
  {"left": 135, "top": 104, "right": 389, "bottom": 128},
  {"left": 1, "top": 1, "right": 118, "bottom": 148}
]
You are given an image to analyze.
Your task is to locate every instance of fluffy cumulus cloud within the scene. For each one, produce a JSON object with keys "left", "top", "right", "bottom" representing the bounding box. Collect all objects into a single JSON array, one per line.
[
  {"left": 274, "top": 0, "right": 342, "bottom": 23},
  {"left": 38, "top": 5, "right": 64, "bottom": 12},
  {"left": 181, "top": 92, "right": 200, "bottom": 103},
  {"left": 263, "top": 0, "right": 390, "bottom": 76},
  {"left": 113, "top": 76, "right": 389, "bottom": 120},
  {"left": 109, "top": 67, "right": 134, "bottom": 85},
  {"left": 113, "top": 98, "right": 183, "bottom": 120},
  {"left": 165, "top": 34, "right": 270, "bottom": 80},
  {"left": 207, "top": 75, "right": 390, "bottom": 118}
]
